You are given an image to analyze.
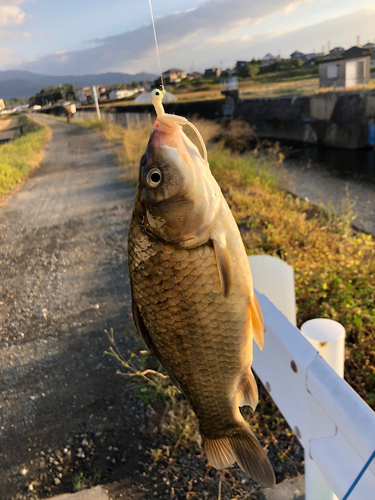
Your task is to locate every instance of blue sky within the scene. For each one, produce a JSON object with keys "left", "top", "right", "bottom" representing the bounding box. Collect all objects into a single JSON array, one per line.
[{"left": 0, "top": 0, "right": 375, "bottom": 75}]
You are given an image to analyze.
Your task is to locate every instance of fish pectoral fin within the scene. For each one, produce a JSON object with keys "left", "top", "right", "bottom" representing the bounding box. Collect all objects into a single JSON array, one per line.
[
  {"left": 202, "top": 436, "right": 236, "bottom": 470},
  {"left": 238, "top": 368, "right": 259, "bottom": 411},
  {"left": 250, "top": 294, "right": 265, "bottom": 350},
  {"left": 131, "top": 299, "right": 182, "bottom": 392},
  {"left": 211, "top": 237, "right": 232, "bottom": 298},
  {"left": 132, "top": 298, "right": 155, "bottom": 353}
]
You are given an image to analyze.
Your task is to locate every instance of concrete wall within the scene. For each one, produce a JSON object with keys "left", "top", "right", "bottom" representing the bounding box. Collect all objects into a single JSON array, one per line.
[
  {"left": 310, "top": 95, "right": 337, "bottom": 120},
  {"left": 233, "top": 92, "right": 375, "bottom": 149}
]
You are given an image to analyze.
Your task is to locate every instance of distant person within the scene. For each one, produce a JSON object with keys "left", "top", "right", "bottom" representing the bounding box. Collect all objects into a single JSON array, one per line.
[{"left": 65, "top": 105, "right": 72, "bottom": 123}]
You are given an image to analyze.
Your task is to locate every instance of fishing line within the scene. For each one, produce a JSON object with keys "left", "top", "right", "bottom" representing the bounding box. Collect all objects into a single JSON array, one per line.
[{"left": 148, "top": 0, "right": 165, "bottom": 90}]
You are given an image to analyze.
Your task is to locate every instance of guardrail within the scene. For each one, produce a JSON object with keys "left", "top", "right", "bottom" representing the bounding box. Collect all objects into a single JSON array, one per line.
[{"left": 249, "top": 255, "right": 375, "bottom": 500}]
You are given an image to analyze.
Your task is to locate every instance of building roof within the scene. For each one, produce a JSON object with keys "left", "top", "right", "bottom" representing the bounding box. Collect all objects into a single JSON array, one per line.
[
  {"left": 291, "top": 51, "right": 305, "bottom": 58},
  {"left": 162, "top": 68, "right": 184, "bottom": 74},
  {"left": 319, "top": 46, "right": 371, "bottom": 64},
  {"left": 262, "top": 53, "right": 277, "bottom": 61}
]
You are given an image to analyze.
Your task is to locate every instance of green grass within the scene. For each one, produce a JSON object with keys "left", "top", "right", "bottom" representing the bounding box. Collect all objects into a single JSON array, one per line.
[
  {"left": 250, "top": 67, "right": 318, "bottom": 84},
  {"left": 209, "top": 146, "right": 375, "bottom": 407},
  {"left": 0, "top": 118, "right": 51, "bottom": 198}
]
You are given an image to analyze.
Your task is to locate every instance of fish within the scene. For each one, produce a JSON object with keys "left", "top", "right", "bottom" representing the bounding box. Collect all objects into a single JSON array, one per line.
[{"left": 128, "top": 94, "right": 275, "bottom": 487}]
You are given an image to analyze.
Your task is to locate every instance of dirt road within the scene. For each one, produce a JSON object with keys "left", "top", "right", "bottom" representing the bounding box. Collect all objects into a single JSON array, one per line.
[{"left": 0, "top": 117, "right": 155, "bottom": 499}]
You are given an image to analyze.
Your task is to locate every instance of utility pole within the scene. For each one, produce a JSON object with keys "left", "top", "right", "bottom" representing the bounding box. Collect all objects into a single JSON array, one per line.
[
  {"left": 327, "top": 40, "right": 331, "bottom": 52},
  {"left": 357, "top": 35, "right": 360, "bottom": 46},
  {"left": 92, "top": 86, "right": 101, "bottom": 121}
]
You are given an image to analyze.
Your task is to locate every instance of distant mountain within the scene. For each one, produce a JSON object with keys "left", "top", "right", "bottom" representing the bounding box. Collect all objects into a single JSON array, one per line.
[{"left": 0, "top": 70, "right": 158, "bottom": 100}]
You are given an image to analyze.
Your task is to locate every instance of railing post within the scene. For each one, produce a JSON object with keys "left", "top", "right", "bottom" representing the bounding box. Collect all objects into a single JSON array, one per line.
[{"left": 301, "top": 318, "right": 345, "bottom": 500}]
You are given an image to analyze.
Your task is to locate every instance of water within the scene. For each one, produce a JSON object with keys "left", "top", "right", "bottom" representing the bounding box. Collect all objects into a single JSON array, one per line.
[
  {"left": 284, "top": 145, "right": 375, "bottom": 184},
  {"left": 278, "top": 144, "right": 375, "bottom": 235}
]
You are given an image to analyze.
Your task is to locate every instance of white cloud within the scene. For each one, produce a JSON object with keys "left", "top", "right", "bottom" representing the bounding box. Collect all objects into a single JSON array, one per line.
[
  {"left": 7, "top": 1, "right": 375, "bottom": 76},
  {"left": 13, "top": 0, "right": 308, "bottom": 74},
  {"left": 0, "top": 3, "right": 26, "bottom": 27},
  {"left": 0, "top": 29, "right": 31, "bottom": 39},
  {"left": 0, "top": 45, "right": 14, "bottom": 64}
]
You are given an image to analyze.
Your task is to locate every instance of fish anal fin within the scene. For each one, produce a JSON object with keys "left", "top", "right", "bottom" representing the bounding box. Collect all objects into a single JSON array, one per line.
[
  {"left": 229, "top": 425, "right": 276, "bottom": 487},
  {"left": 202, "top": 423, "right": 275, "bottom": 487},
  {"left": 212, "top": 238, "right": 232, "bottom": 298},
  {"left": 202, "top": 436, "right": 236, "bottom": 471},
  {"left": 131, "top": 299, "right": 182, "bottom": 391},
  {"left": 249, "top": 295, "right": 265, "bottom": 350},
  {"left": 238, "top": 368, "right": 259, "bottom": 411}
]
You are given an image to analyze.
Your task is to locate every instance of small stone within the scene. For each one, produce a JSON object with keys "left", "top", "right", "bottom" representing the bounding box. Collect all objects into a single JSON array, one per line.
[
  {"left": 21, "top": 468, "right": 28, "bottom": 476},
  {"left": 82, "top": 438, "right": 89, "bottom": 446},
  {"left": 54, "top": 477, "right": 61, "bottom": 485},
  {"left": 28, "top": 484, "right": 34, "bottom": 491}
]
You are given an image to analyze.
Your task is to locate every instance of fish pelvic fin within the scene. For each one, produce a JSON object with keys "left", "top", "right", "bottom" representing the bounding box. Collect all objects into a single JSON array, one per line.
[
  {"left": 202, "top": 423, "right": 275, "bottom": 488},
  {"left": 250, "top": 293, "right": 265, "bottom": 350},
  {"left": 212, "top": 237, "right": 231, "bottom": 298},
  {"left": 238, "top": 368, "right": 259, "bottom": 411}
]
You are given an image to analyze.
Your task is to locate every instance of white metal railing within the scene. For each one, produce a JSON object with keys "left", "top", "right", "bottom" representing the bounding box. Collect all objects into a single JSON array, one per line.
[
  {"left": 73, "top": 111, "right": 152, "bottom": 129},
  {"left": 249, "top": 255, "right": 375, "bottom": 500}
]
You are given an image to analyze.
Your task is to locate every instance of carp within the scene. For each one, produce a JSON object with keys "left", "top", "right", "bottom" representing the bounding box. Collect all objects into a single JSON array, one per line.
[{"left": 128, "top": 90, "right": 275, "bottom": 487}]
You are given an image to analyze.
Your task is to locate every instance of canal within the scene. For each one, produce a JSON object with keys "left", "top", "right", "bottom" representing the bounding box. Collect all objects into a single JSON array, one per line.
[{"left": 280, "top": 144, "right": 375, "bottom": 235}]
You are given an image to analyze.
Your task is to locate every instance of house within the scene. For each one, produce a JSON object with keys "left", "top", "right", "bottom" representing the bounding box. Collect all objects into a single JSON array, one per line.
[
  {"left": 77, "top": 87, "right": 91, "bottom": 104},
  {"left": 108, "top": 89, "right": 137, "bottom": 100},
  {"left": 204, "top": 67, "right": 222, "bottom": 78},
  {"left": 363, "top": 43, "right": 375, "bottom": 66},
  {"left": 161, "top": 69, "right": 186, "bottom": 83},
  {"left": 235, "top": 61, "right": 249, "bottom": 72},
  {"left": 290, "top": 51, "right": 305, "bottom": 60},
  {"left": 186, "top": 72, "right": 202, "bottom": 80},
  {"left": 323, "top": 47, "right": 345, "bottom": 61},
  {"left": 260, "top": 54, "right": 279, "bottom": 71},
  {"left": 318, "top": 46, "right": 371, "bottom": 88}
]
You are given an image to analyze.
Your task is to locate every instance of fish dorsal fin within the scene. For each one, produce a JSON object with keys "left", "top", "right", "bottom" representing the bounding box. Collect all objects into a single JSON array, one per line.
[
  {"left": 211, "top": 236, "right": 232, "bottom": 298},
  {"left": 250, "top": 293, "right": 265, "bottom": 350}
]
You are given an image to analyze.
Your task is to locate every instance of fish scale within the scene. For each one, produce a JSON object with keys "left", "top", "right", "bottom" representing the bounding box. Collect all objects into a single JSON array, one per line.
[{"left": 129, "top": 217, "right": 247, "bottom": 436}]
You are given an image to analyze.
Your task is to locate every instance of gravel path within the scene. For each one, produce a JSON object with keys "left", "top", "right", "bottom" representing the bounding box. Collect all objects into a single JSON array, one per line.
[
  {"left": 0, "top": 117, "right": 155, "bottom": 499},
  {"left": 279, "top": 160, "right": 375, "bottom": 235}
]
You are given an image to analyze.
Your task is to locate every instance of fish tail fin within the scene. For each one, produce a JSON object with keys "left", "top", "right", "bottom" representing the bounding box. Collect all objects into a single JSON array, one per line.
[{"left": 202, "top": 423, "right": 275, "bottom": 488}]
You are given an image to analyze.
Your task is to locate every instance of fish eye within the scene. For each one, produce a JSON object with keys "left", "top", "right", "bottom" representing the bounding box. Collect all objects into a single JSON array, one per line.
[
  {"left": 145, "top": 167, "right": 162, "bottom": 187},
  {"left": 155, "top": 91, "right": 160, "bottom": 95}
]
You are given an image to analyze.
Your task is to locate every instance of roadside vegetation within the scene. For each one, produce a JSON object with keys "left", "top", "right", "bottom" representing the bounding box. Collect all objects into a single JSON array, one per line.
[
  {"left": 0, "top": 117, "right": 51, "bottom": 199},
  {"left": 79, "top": 116, "right": 374, "bottom": 494}
]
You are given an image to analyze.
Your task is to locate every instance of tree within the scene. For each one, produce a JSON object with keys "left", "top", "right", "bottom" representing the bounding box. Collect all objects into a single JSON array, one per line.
[
  {"left": 29, "top": 83, "right": 78, "bottom": 106},
  {"left": 237, "top": 62, "right": 260, "bottom": 78},
  {"left": 131, "top": 80, "right": 139, "bottom": 88},
  {"left": 5, "top": 97, "right": 27, "bottom": 109}
]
